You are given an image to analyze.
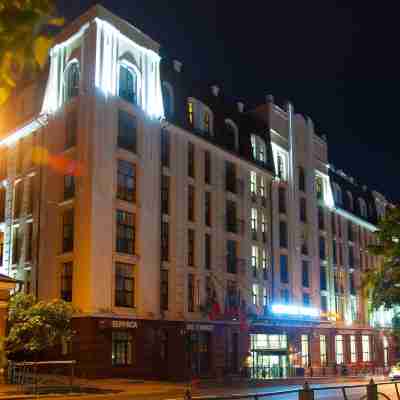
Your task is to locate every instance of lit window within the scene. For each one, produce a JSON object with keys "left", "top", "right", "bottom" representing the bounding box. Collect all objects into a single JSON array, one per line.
[
  {"left": 116, "top": 210, "right": 135, "bottom": 255},
  {"left": 362, "top": 335, "right": 370, "bottom": 362},
  {"left": 335, "top": 335, "right": 344, "bottom": 364},
  {"left": 301, "top": 335, "right": 309, "bottom": 367},
  {"left": 251, "top": 246, "right": 259, "bottom": 275},
  {"left": 115, "top": 263, "right": 135, "bottom": 307},
  {"left": 250, "top": 171, "right": 257, "bottom": 195},
  {"left": 316, "top": 176, "right": 324, "bottom": 200},
  {"left": 117, "top": 160, "right": 136, "bottom": 203},
  {"left": 119, "top": 63, "right": 138, "bottom": 104},
  {"left": 252, "top": 284, "right": 259, "bottom": 306},
  {"left": 112, "top": 331, "right": 133, "bottom": 366},
  {"left": 259, "top": 176, "right": 266, "bottom": 198},
  {"left": 204, "top": 112, "right": 210, "bottom": 135},
  {"left": 64, "top": 60, "right": 80, "bottom": 101},
  {"left": 251, "top": 208, "right": 258, "bottom": 235},
  {"left": 320, "top": 335, "right": 327, "bottom": 366},
  {"left": 350, "top": 335, "right": 357, "bottom": 363},
  {"left": 188, "top": 101, "right": 194, "bottom": 126},
  {"left": 251, "top": 134, "right": 267, "bottom": 164},
  {"left": 277, "top": 155, "right": 285, "bottom": 179}
]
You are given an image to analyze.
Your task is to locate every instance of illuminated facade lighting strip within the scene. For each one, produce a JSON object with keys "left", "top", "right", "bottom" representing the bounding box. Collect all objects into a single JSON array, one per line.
[
  {"left": 334, "top": 207, "right": 377, "bottom": 232},
  {"left": 0, "top": 116, "right": 47, "bottom": 147}
]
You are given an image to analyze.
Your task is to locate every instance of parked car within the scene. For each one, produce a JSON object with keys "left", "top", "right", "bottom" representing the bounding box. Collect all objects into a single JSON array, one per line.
[{"left": 389, "top": 363, "right": 400, "bottom": 380}]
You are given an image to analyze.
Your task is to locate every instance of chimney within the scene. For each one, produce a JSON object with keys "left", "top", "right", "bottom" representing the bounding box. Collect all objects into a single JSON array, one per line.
[
  {"left": 237, "top": 102, "right": 244, "bottom": 113},
  {"left": 266, "top": 94, "right": 274, "bottom": 104},
  {"left": 211, "top": 85, "right": 220, "bottom": 96},
  {"left": 173, "top": 60, "right": 182, "bottom": 73}
]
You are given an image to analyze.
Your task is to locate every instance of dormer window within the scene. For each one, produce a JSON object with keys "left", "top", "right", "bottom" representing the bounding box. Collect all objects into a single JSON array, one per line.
[
  {"left": 346, "top": 191, "right": 354, "bottom": 211},
  {"left": 119, "top": 63, "right": 138, "bottom": 105},
  {"left": 224, "top": 119, "right": 239, "bottom": 151},
  {"left": 251, "top": 134, "right": 267, "bottom": 164},
  {"left": 187, "top": 101, "right": 194, "bottom": 126},
  {"left": 64, "top": 60, "right": 80, "bottom": 102},
  {"left": 358, "top": 198, "right": 367, "bottom": 218}
]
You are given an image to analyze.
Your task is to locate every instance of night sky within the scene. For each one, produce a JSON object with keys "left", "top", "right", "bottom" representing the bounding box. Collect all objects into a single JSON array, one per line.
[{"left": 57, "top": 1, "right": 399, "bottom": 202}]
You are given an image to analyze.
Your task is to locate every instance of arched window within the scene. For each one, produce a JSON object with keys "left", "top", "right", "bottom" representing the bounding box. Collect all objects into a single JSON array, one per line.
[
  {"left": 332, "top": 183, "right": 343, "bottom": 205},
  {"left": 346, "top": 191, "right": 354, "bottom": 211},
  {"left": 358, "top": 198, "right": 367, "bottom": 218},
  {"left": 161, "top": 81, "right": 174, "bottom": 118},
  {"left": 224, "top": 119, "right": 239, "bottom": 151},
  {"left": 119, "top": 63, "right": 139, "bottom": 105},
  {"left": 64, "top": 60, "right": 80, "bottom": 101}
]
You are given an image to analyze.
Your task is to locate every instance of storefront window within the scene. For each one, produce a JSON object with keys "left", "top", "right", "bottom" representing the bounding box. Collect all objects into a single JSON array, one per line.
[
  {"left": 188, "top": 331, "right": 211, "bottom": 377},
  {"left": 350, "top": 335, "right": 357, "bottom": 363},
  {"left": 362, "top": 335, "right": 370, "bottom": 362},
  {"left": 301, "top": 335, "right": 309, "bottom": 368},
  {"left": 335, "top": 335, "right": 344, "bottom": 364},
  {"left": 112, "top": 331, "right": 133, "bottom": 366},
  {"left": 320, "top": 335, "right": 327, "bottom": 366},
  {"left": 251, "top": 334, "right": 287, "bottom": 350}
]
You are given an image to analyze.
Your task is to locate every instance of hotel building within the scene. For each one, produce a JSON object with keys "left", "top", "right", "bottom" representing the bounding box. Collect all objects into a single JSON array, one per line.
[{"left": 0, "top": 5, "right": 394, "bottom": 379}]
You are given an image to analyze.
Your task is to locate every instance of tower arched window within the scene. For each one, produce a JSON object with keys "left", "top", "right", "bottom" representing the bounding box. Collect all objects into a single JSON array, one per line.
[
  {"left": 225, "top": 119, "right": 239, "bottom": 151},
  {"left": 64, "top": 60, "right": 80, "bottom": 101},
  {"left": 332, "top": 183, "right": 343, "bottom": 205},
  {"left": 119, "top": 63, "right": 138, "bottom": 105},
  {"left": 358, "top": 198, "right": 367, "bottom": 218},
  {"left": 346, "top": 191, "right": 354, "bottom": 211},
  {"left": 161, "top": 81, "right": 174, "bottom": 118}
]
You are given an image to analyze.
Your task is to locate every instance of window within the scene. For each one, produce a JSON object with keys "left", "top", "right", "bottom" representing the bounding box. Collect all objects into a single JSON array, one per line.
[
  {"left": 302, "top": 261, "right": 309, "bottom": 288},
  {"left": 161, "top": 221, "right": 169, "bottom": 262},
  {"left": 117, "top": 160, "right": 136, "bottom": 203},
  {"left": 61, "top": 262, "right": 73, "bottom": 301},
  {"left": 252, "top": 284, "right": 259, "bottom": 306},
  {"left": 316, "top": 176, "right": 324, "bottom": 200},
  {"left": 303, "top": 293, "right": 310, "bottom": 306},
  {"left": 261, "top": 213, "right": 267, "bottom": 243},
  {"left": 349, "top": 247, "right": 355, "bottom": 270},
  {"left": 279, "top": 221, "right": 287, "bottom": 248},
  {"left": 301, "top": 335, "right": 309, "bottom": 367},
  {"left": 320, "top": 335, "right": 327, "bottom": 366},
  {"left": 335, "top": 335, "right": 344, "bottom": 364},
  {"left": 227, "top": 240, "right": 237, "bottom": 274},
  {"left": 204, "top": 151, "right": 211, "bottom": 184},
  {"left": 226, "top": 200, "right": 237, "bottom": 233},
  {"left": 188, "top": 185, "right": 195, "bottom": 221},
  {"left": 118, "top": 110, "right": 137, "bottom": 153},
  {"left": 64, "top": 60, "right": 80, "bottom": 101},
  {"left": 12, "top": 226, "right": 21, "bottom": 264},
  {"left": 278, "top": 187, "right": 286, "bottom": 213},
  {"left": 318, "top": 207, "right": 324, "bottom": 230},
  {"left": 321, "top": 294, "right": 328, "bottom": 314},
  {"left": 319, "top": 236, "right": 326, "bottom": 260},
  {"left": 300, "top": 198, "right": 307, "bottom": 222},
  {"left": 26, "top": 222, "right": 33, "bottom": 262},
  {"left": 188, "top": 142, "right": 195, "bottom": 178},
  {"left": 301, "top": 232, "right": 308, "bottom": 255},
  {"left": 204, "top": 112, "right": 211, "bottom": 135},
  {"left": 225, "top": 161, "right": 237, "bottom": 193},
  {"left": 346, "top": 191, "right": 354, "bottom": 211},
  {"left": 161, "top": 269, "right": 169, "bottom": 311},
  {"left": 362, "top": 335, "right": 370, "bottom": 362},
  {"left": 350, "top": 335, "right": 357, "bottom": 363},
  {"left": 62, "top": 209, "right": 74, "bottom": 253},
  {"left": 259, "top": 176, "right": 266, "bottom": 200},
  {"left": 161, "top": 175, "right": 170, "bottom": 215},
  {"left": 281, "top": 288, "right": 289, "bottom": 304},
  {"left": 251, "top": 246, "right": 259, "bottom": 276},
  {"left": 115, "top": 263, "right": 135, "bottom": 307},
  {"left": 119, "top": 63, "right": 138, "bottom": 104},
  {"left": 263, "top": 287, "right": 268, "bottom": 307},
  {"left": 299, "top": 167, "right": 306, "bottom": 191},
  {"left": 187, "top": 101, "right": 194, "bottom": 126},
  {"left": 224, "top": 120, "right": 238, "bottom": 151},
  {"left": 262, "top": 249, "right": 267, "bottom": 278},
  {"left": 205, "top": 192, "right": 211, "bottom": 226},
  {"left": 332, "top": 183, "right": 343, "bottom": 205},
  {"left": 251, "top": 208, "right": 258, "bottom": 239},
  {"left": 251, "top": 135, "right": 267, "bottom": 164},
  {"left": 162, "top": 81, "right": 174, "bottom": 117},
  {"left": 161, "top": 129, "right": 170, "bottom": 167},
  {"left": 320, "top": 266, "right": 327, "bottom": 291},
  {"left": 64, "top": 175, "right": 75, "bottom": 200},
  {"left": 205, "top": 234, "right": 211, "bottom": 270},
  {"left": 112, "top": 331, "right": 133, "bottom": 366},
  {"left": 188, "top": 229, "right": 195, "bottom": 266},
  {"left": 13, "top": 181, "right": 23, "bottom": 219},
  {"left": 188, "top": 273, "right": 195, "bottom": 312},
  {"left": 116, "top": 210, "right": 135, "bottom": 254},
  {"left": 250, "top": 171, "right": 257, "bottom": 196},
  {"left": 277, "top": 154, "right": 285, "bottom": 179},
  {"left": 280, "top": 254, "right": 288, "bottom": 283}
]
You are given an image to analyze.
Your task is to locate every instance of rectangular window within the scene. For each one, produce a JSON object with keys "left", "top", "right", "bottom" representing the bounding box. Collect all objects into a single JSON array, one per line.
[
  {"left": 263, "top": 287, "right": 268, "bottom": 307},
  {"left": 226, "top": 200, "right": 237, "bottom": 233},
  {"left": 117, "top": 160, "right": 136, "bottom": 203},
  {"left": 281, "top": 288, "right": 289, "bottom": 304},
  {"left": 116, "top": 210, "right": 135, "bottom": 254},
  {"left": 62, "top": 209, "right": 74, "bottom": 253},
  {"left": 362, "top": 335, "right": 370, "bottom": 362},
  {"left": 188, "top": 185, "right": 195, "bottom": 221},
  {"left": 302, "top": 261, "right": 309, "bottom": 288},
  {"left": 280, "top": 254, "right": 288, "bottom": 284},
  {"left": 225, "top": 161, "right": 237, "bottom": 193},
  {"left": 161, "top": 175, "right": 170, "bottom": 215},
  {"left": 64, "top": 175, "right": 75, "bottom": 200},
  {"left": 112, "top": 331, "right": 133, "bottom": 366},
  {"left": 250, "top": 171, "right": 257, "bottom": 196},
  {"left": 115, "top": 263, "right": 135, "bottom": 307},
  {"left": 320, "top": 266, "right": 327, "bottom": 291},
  {"left": 118, "top": 110, "right": 137, "bottom": 153},
  {"left": 161, "top": 269, "right": 169, "bottom": 311},
  {"left": 204, "top": 150, "right": 211, "bottom": 184},
  {"left": 349, "top": 247, "right": 355, "bottom": 269},
  {"left": 188, "top": 273, "right": 195, "bottom": 312},
  {"left": 161, "top": 129, "right": 170, "bottom": 167},
  {"left": 188, "top": 142, "right": 195, "bottom": 178},
  {"left": 318, "top": 207, "right": 324, "bottom": 230},
  {"left": 336, "top": 335, "right": 344, "bottom": 364},
  {"left": 61, "top": 262, "right": 73, "bottom": 302},
  {"left": 319, "top": 236, "right": 326, "bottom": 260},
  {"left": 301, "top": 335, "right": 309, "bottom": 367},
  {"left": 262, "top": 249, "right": 267, "bottom": 279},
  {"left": 251, "top": 246, "right": 259, "bottom": 277},
  {"left": 279, "top": 187, "right": 286, "bottom": 213},
  {"left": 320, "top": 335, "right": 327, "bottom": 366},
  {"left": 227, "top": 240, "right": 237, "bottom": 274},
  {"left": 205, "top": 234, "right": 211, "bottom": 270},
  {"left": 252, "top": 284, "right": 259, "bottom": 306},
  {"left": 279, "top": 221, "right": 287, "bottom": 248},
  {"left": 26, "top": 222, "right": 33, "bottom": 262},
  {"left": 251, "top": 208, "right": 258, "bottom": 239},
  {"left": 316, "top": 176, "right": 324, "bottom": 200},
  {"left": 259, "top": 176, "right": 266, "bottom": 200},
  {"left": 321, "top": 294, "right": 328, "bottom": 314},
  {"left": 188, "top": 101, "right": 194, "bottom": 126},
  {"left": 13, "top": 181, "right": 23, "bottom": 219},
  {"left": 161, "top": 221, "right": 169, "bottom": 262},
  {"left": 205, "top": 191, "right": 211, "bottom": 226},
  {"left": 300, "top": 198, "right": 307, "bottom": 222},
  {"left": 261, "top": 213, "right": 267, "bottom": 243},
  {"left": 350, "top": 335, "right": 357, "bottom": 363},
  {"left": 65, "top": 110, "right": 77, "bottom": 149},
  {"left": 349, "top": 272, "right": 356, "bottom": 295},
  {"left": 188, "top": 229, "right": 195, "bottom": 266}
]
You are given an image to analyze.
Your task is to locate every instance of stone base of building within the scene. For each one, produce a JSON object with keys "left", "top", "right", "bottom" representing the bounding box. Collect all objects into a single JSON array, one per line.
[{"left": 55, "top": 316, "right": 396, "bottom": 380}]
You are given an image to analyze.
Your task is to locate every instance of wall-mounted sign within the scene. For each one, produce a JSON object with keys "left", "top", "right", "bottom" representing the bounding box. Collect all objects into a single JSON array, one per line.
[
  {"left": 98, "top": 319, "right": 138, "bottom": 330},
  {"left": 186, "top": 324, "right": 214, "bottom": 332},
  {"left": 271, "top": 304, "right": 320, "bottom": 319}
]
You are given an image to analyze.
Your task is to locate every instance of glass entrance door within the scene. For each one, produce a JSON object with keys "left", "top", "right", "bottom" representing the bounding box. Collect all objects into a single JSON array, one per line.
[{"left": 251, "top": 353, "right": 289, "bottom": 379}]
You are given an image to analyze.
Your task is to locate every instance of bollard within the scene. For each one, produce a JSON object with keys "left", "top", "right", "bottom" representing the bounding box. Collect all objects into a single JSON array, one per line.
[
  {"left": 366, "top": 378, "right": 378, "bottom": 400},
  {"left": 299, "top": 382, "right": 314, "bottom": 400}
]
